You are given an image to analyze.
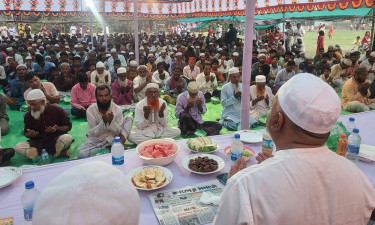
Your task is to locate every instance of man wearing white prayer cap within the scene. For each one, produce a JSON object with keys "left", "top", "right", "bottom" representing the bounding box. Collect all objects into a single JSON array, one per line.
[
  {"left": 90, "top": 61, "right": 111, "bottom": 87},
  {"left": 15, "top": 89, "right": 73, "bottom": 159},
  {"left": 6, "top": 46, "right": 23, "bottom": 64},
  {"left": 227, "top": 52, "right": 240, "bottom": 70},
  {"left": 249, "top": 75, "right": 273, "bottom": 121},
  {"left": 33, "top": 161, "right": 140, "bottom": 225},
  {"left": 156, "top": 49, "right": 172, "bottom": 73},
  {"left": 111, "top": 67, "right": 133, "bottom": 106},
  {"left": 127, "top": 60, "right": 138, "bottom": 81},
  {"left": 146, "top": 53, "right": 157, "bottom": 73},
  {"left": 220, "top": 67, "right": 259, "bottom": 131},
  {"left": 359, "top": 51, "right": 375, "bottom": 83},
  {"left": 133, "top": 65, "right": 161, "bottom": 102},
  {"left": 171, "top": 51, "right": 186, "bottom": 72},
  {"left": 328, "top": 58, "right": 352, "bottom": 88},
  {"left": 128, "top": 83, "right": 180, "bottom": 144},
  {"left": 214, "top": 73, "right": 375, "bottom": 225},
  {"left": 196, "top": 53, "right": 207, "bottom": 71},
  {"left": 108, "top": 47, "right": 127, "bottom": 72},
  {"left": 78, "top": 85, "right": 133, "bottom": 158}
]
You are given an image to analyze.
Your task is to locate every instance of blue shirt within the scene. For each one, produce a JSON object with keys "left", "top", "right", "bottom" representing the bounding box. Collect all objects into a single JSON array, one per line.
[
  {"left": 10, "top": 77, "right": 27, "bottom": 99},
  {"left": 32, "top": 61, "right": 55, "bottom": 74},
  {"left": 220, "top": 82, "right": 242, "bottom": 123}
]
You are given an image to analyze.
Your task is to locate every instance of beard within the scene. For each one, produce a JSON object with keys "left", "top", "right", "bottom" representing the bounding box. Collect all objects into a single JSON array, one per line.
[
  {"left": 31, "top": 105, "right": 45, "bottom": 120},
  {"left": 147, "top": 98, "right": 159, "bottom": 111},
  {"left": 118, "top": 78, "right": 128, "bottom": 87},
  {"left": 97, "top": 100, "right": 111, "bottom": 111}
]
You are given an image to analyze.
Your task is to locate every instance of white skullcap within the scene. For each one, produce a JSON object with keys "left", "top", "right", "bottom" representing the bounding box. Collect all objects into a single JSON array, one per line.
[
  {"left": 306, "top": 55, "right": 313, "bottom": 60},
  {"left": 6, "top": 47, "right": 13, "bottom": 51},
  {"left": 45, "top": 56, "right": 51, "bottom": 59},
  {"left": 16, "top": 64, "right": 27, "bottom": 69},
  {"left": 25, "top": 56, "right": 32, "bottom": 60},
  {"left": 117, "top": 67, "right": 127, "bottom": 74},
  {"left": 228, "top": 67, "right": 240, "bottom": 75},
  {"left": 110, "top": 48, "right": 117, "bottom": 53},
  {"left": 277, "top": 73, "right": 341, "bottom": 134},
  {"left": 33, "top": 161, "right": 140, "bottom": 225},
  {"left": 297, "top": 37, "right": 302, "bottom": 40},
  {"left": 260, "top": 49, "right": 267, "bottom": 53},
  {"left": 145, "top": 83, "right": 159, "bottom": 90},
  {"left": 233, "top": 52, "right": 239, "bottom": 57},
  {"left": 172, "top": 47, "right": 177, "bottom": 51},
  {"left": 218, "top": 48, "right": 223, "bottom": 51},
  {"left": 74, "top": 44, "right": 78, "bottom": 48},
  {"left": 209, "top": 42, "right": 214, "bottom": 45},
  {"left": 148, "top": 54, "right": 154, "bottom": 58},
  {"left": 187, "top": 81, "right": 199, "bottom": 93},
  {"left": 129, "top": 52, "right": 134, "bottom": 55},
  {"left": 32, "top": 44, "right": 37, "bottom": 47},
  {"left": 255, "top": 75, "right": 266, "bottom": 83},
  {"left": 370, "top": 52, "right": 375, "bottom": 57},
  {"left": 160, "top": 50, "right": 166, "bottom": 53},
  {"left": 259, "top": 53, "right": 266, "bottom": 58},
  {"left": 278, "top": 41, "right": 283, "bottom": 44},
  {"left": 120, "top": 51, "right": 126, "bottom": 54},
  {"left": 105, "top": 54, "right": 111, "bottom": 57},
  {"left": 195, "top": 46, "right": 200, "bottom": 49},
  {"left": 39, "top": 46, "right": 44, "bottom": 50},
  {"left": 14, "top": 38, "right": 18, "bottom": 41},
  {"left": 26, "top": 89, "right": 46, "bottom": 101},
  {"left": 54, "top": 44, "right": 59, "bottom": 47},
  {"left": 176, "top": 52, "right": 182, "bottom": 56},
  {"left": 139, "top": 46, "right": 144, "bottom": 50},
  {"left": 88, "top": 42, "right": 92, "bottom": 44},
  {"left": 96, "top": 61, "right": 104, "bottom": 68},
  {"left": 130, "top": 60, "right": 137, "bottom": 67},
  {"left": 199, "top": 53, "right": 205, "bottom": 57},
  {"left": 37, "top": 39, "right": 42, "bottom": 43},
  {"left": 342, "top": 59, "right": 352, "bottom": 66}
]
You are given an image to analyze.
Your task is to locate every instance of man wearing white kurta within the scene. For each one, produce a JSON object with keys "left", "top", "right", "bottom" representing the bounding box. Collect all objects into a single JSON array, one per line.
[
  {"left": 214, "top": 73, "right": 375, "bottom": 225},
  {"left": 249, "top": 75, "right": 273, "bottom": 121},
  {"left": 133, "top": 65, "right": 161, "bottom": 102},
  {"left": 90, "top": 61, "right": 111, "bottom": 88},
  {"left": 78, "top": 86, "right": 133, "bottom": 158},
  {"left": 128, "top": 83, "right": 180, "bottom": 144}
]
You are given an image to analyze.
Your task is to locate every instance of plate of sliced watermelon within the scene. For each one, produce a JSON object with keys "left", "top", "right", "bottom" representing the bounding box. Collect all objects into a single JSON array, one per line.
[
  {"left": 136, "top": 139, "right": 180, "bottom": 166},
  {"left": 186, "top": 137, "right": 220, "bottom": 153}
]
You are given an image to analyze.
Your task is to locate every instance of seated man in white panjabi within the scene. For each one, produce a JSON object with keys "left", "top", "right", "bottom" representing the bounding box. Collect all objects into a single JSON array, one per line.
[
  {"left": 128, "top": 83, "right": 180, "bottom": 144},
  {"left": 15, "top": 89, "right": 73, "bottom": 159},
  {"left": 78, "top": 85, "right": 133, "bottom": 158},
  {"left": 249, "top": 75, "right": 273, "bottom": 122}
]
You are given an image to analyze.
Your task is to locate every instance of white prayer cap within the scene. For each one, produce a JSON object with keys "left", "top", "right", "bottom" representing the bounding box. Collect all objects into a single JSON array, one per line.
[
  {"left": 14, "top": 38, "right": 18, "bottom": 42},
  {"left": 88, "top": 42, "right": 92, "bottom": 44},
  {"left": 260, "top": 49, "right": 267, "bottom": 53},
  {"left": 120, "top": 51, "right": 126, "bottom": 54},
  {"left": 110, "top": 48, "right": 117, "bottom": 53},
  {"left": 45, "top": 56, "right": 51, "bottom": 59},
  {"left": 147, "top": 53, "right": 154, "bottom": 58},
  {"left": 176, "top": 52, "right": 182, "bottom": 56},
  {"left": 96, "top": 61, "right": 104, "bottom": 68},
  {"left": 130, "top": 60, "right": 137, "bottom": 67},
  {"left": 199, "top": 53, "right": 205, "bottom": 57},
  {"left": 117, "top": 67, "right": 127, "bottom": 74},
  {"left": 187, "top": 81, "right": 199, "bottom": 93},
  {"left": 160, "top": 50, "right": 167, "bottom": 53},
  {"left": 259, "top": 53, "right": 266, "bottom": 58},
  {"left": 6, "top": 47, "right": 13, "bottom": 51},
  {"left": 163, "top": 46, "right": 167, "bottom": 50},
  {"left": 26, "top": 89, "right": 46, "bottom": 101},
  {"left": 209, "top": 42, "right": 214, "bottom": 45},
  {"left": 106, "top": 53, "right": 111, "bottom": 57},
  {"left": 255, "top": 75, "right": 266, "bottom": 83},
  {"left": 218, "top": 48, "right": 223, "bottom": 51},
  {"left": 25, "top": 56, "right": 32, "bottom": 60},
  {"left": 277, "top": 73, "right": 340, "bottom": 134},
  {"left": 370, "top": 52, "right": 375, "bottom": 57},
  {"left": 37, "top": 39, "right": 42, "bottom": 43},
  {"left": 195, "top": 46, "right": 200, "bottom": 49},
  {"left": 145, "top": 82, "right": 159, "bottom": 90},
  {"left": 129, "top": 52, "right": 134, "bottom": 55},
  {"left": 32, "top": 44, "right": 37, "bottom": 47},
  {"left": 33, "top": 161, "right": 140, "bottom": 225},
  {"left": 297, "top": 37, "right": 302, "bottom": 40},
  {"left": 74, "top": 44, "right": 78, "bottom": 48},
  {"left": 39, "top": 46, "right": 44, "bottom": 50},
  {"left": 228, "top": 67, "right": 240, "bottom": 75},
  {"left": 16, "top": 64, "right": 27, "bottom": 69},
  {"left": 54, "top": 44, "right": 59, "bottom": 47},
  {"left": 233, "top": 52, "right": 239, "bottom": 57},
  {"left": 278, "top": 41, "right": 283, "bottom": 44},
  {"left": 306, "top": 55, "right": 313, "bottom": 60},
  {"left": 139, "top": 46, "right": 144, "bottom": 50},
  {"left": 173, "top": 47, "right": 177, "bottom": 51},
  {"left": 342, "top": 58, "right": 352, "bottom": 66}
]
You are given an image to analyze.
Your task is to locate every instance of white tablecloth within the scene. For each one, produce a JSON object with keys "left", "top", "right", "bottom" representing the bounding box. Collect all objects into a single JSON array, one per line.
[{"left": 1, "top": 112, "right": 374, "bottom": 225}]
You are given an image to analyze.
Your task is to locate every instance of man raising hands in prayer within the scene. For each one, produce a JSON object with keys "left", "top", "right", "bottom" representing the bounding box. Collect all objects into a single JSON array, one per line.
[{"left": 129, "top": 83, "right": 180, "bottom": 144}]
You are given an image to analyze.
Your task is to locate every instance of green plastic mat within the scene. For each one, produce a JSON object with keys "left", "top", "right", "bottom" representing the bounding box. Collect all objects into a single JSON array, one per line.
[{"left": 2, "top": 90, "right": 354, "bottom": 167}]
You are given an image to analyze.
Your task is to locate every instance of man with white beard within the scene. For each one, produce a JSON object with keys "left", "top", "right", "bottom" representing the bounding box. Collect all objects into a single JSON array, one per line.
[
  {"left": 128, "top": 83, "right": 181, "bottom": 144},
  {"left": 133, "top": 65, "right": 161, "bottom": 102},
  {"left": 14, "top": 89, "right": 73, "bottom": 159}
]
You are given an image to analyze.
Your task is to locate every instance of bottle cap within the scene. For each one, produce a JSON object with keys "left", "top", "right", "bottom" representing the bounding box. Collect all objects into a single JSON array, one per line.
[
  {"left": 114, "top": 137, "right": 121, "bottom": 143},
  {"left": 25, "top": 181, "right": 34, "bottom": 189},
  {"left": 349, "top": 117, "right": 355, "bottom": 122},
  {"left": 340, "top": 134, "right": 347, "bottom": 139},
  {"left": 353, "top": 128, "right": 359, "bottom": 133},
  {"left": 42, "top": 149, "right": 46, "bottom": 152},
  {"left": 234, "top": 133, "right": 240, "bottom": 139}
]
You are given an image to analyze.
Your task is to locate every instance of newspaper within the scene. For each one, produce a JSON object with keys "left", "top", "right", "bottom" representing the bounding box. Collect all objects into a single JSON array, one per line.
[{"left": 148, "top": 180, "right": 225, "bottom": 225}]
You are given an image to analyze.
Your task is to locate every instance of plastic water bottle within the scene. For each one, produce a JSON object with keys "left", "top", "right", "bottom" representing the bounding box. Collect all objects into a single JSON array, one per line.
[
  {"left": 346, "top": 128, "right": 361, "bottom": 165},
  {"left": 346, "top": 117, "right": 356, "bottom": 136},
  {"left": 112, "top": 136, "right": 124, "bottom": 166},
  {"left": 231, "top": 134, "right": 243, "bottom": 164},
  {"left": 262, "top": 130, "right": 274, "bottom": 155},
  {"left": 21, "top": 181, "right": 40, "bottom": 222},
  {"left": 41, "top": 149, "right": 48, "bottom": 164}
]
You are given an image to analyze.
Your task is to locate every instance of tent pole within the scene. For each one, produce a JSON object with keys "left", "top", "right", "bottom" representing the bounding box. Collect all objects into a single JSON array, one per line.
[
  {"left": 370, "top": 7, "right": 375, "bottom": 51},
  {"left": 81, "top": 0, "right": 84, "bottom": 37},
  {"left": 134, "top": 0, "right": 139, "bottom": 63},
  {"left": 103, "top": 0, "right": 108, "bottom": 50},
  {"left": 240, "top": 0, "right": 256, "bottom": 130},
  {"left": 282, "top": 0, "right": 285, "bottom": 46},
  {"left": 90, "top": 14, "right": 93, "bottom": 43}
]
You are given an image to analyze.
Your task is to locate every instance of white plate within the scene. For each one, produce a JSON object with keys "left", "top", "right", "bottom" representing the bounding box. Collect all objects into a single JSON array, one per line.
[
  {"left": 236, "top": 130, "right": 263, "bottom": 143},
  {"left": 185, "top": 141, "right": 221, "bottom": 154},
  {"left": 182, "top": 154, "right": 225, "bottom": 175},
  {"left": 127, "top": 165, "right": 173, "bottom": 191},
  {"left": 0, "top": 167, "right": 22, "bottom": 188}
]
